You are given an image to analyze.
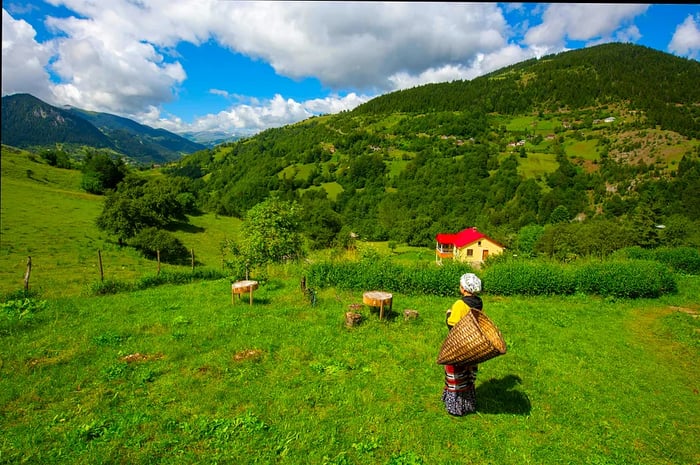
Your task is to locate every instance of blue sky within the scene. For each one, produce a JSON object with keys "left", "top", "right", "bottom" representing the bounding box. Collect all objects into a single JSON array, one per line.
[{"left": 2, "top": 2, "right": 699, "bottom": 141}]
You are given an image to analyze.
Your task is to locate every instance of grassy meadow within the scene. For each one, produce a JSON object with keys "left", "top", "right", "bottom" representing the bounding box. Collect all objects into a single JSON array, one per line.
[{"left": 1, "top": 147, "right": 699, "bottom": 464}]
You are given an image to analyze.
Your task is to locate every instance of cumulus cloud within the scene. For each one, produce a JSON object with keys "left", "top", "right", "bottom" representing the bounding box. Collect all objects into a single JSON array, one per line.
[
  {"left": 211, "top": 2, "right": 510, "bottom": 91},
  {"left": 0, "top": 2, "right": 672, "bottom": 138},
  {"left": 524, "top": 4, "right": 649, "bottom": 54},
  {"left": 669, "top": 14, "right": 700, "bottom": 60},
  {"left": 141, "top": 92, "right": 372, "bottom": 136},
  {"left": 1, "top": 9, "right": 54, "bottom": 102}
]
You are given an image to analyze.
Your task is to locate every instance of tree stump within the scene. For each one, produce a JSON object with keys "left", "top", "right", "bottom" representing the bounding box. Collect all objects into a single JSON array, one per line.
[
  {"left": 362, "top": 291, "right": 393, "bottom": 320},
  {"left": 345, "top": 311, "right": 363, "bottom": 327},
  {"left": 403, "top": 309, "right": 419, "bottom": 320},
  {"left": 232, "top": 280, "right": 259, "bottom": 305}
]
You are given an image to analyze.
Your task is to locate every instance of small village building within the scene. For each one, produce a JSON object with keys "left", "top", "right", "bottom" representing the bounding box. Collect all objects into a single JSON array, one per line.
[{"left": 435, "top": 227, "right": 504, "bottom": 266}]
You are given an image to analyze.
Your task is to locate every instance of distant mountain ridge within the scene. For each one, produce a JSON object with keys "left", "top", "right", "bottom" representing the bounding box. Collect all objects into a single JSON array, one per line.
[{"left": 1, "top": 93, "right": 206, "bottom": 164}]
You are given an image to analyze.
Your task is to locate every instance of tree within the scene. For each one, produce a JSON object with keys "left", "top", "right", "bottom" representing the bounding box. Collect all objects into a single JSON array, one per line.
[
  {"left": 96, "top": 175, "right": 190, "bottom": 243},
  {"left": 549, "top": 205, "right": 571, "bottom": 224},
  {"left": 81, "top": 152, "right": 128, "bottom": 194},
  {"left": 129, "top": 227, "right": 189, "bottom": 263},
  {"left": 515, "top": 224, "right": 545, "bottom": 257},
  {"left": 230, "top": 197, "right": 304, "bottom": 275}
]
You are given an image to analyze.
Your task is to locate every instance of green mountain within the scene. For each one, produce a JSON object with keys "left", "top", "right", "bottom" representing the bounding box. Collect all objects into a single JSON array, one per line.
[
  {"left": 1, "top": 93, "right": 205, "bottom": 164},
  {"left": 167, "top": 43, "right": 700, "bottom": 249},
  {"left": 1, "top": 93, "right": 113, "bottom": 149}
]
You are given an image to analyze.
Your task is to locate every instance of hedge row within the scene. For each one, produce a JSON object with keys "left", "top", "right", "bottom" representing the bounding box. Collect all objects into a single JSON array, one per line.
[
  {"left": 88, "top": 268, "right": 228, "bottom": 296},
  {"left": 612, "top": 246, "right": 700, "bottom": 275},
  {"left": 307, "top": 260, "right": 474, "bottom": 297},
  {"left": 307, "top": 258, "right": 677, "bottom": 299},
  {"left": 482, "top": 259, "right": 677, "bottom": 298}
]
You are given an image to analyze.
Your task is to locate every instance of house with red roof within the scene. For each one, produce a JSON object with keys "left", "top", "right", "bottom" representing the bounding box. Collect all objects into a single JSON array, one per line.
[{"left": 435, "top": 227, "right": 504, "bottom": 265}]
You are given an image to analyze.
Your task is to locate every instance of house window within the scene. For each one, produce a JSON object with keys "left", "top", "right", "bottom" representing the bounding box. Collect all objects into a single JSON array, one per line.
[
  {"left": 467, "top": 249, "right": 474, "bottom": 257},
  {"left": 478, "top": 241, "right": 482, "bottom": 246}
]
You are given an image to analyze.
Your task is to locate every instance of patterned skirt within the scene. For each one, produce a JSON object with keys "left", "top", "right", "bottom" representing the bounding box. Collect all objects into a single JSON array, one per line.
[{"left": 442, "top": 363, "right": 478, "bottom": 416}]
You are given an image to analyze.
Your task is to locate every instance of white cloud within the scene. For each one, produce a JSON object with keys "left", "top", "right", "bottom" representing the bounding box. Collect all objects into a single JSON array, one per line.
[
  {"left": 141, "top": 92, "right": 372, "bottom": 136},
  {"left": 212, "top": 2, "right": 510, "bottom": 91},
  {"left": 43, "top": 3, "right": 187, "bottom": 114},
  {"left": 1, "top": 2, "right": 675, "bottom": 139},
  {"left": 1, "top": 9, "right": 54, "bottom": 102},
  {"left": 669, "top": 14, "right": 700, "bottom": 60},
  {"left": 524, "top": 4, "right": 649, "bottom": 53}
]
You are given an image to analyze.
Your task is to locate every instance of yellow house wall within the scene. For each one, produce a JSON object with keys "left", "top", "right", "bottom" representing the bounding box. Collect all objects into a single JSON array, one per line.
[{"left": 454, "top": 238, "right": 503, "bottom": 263}]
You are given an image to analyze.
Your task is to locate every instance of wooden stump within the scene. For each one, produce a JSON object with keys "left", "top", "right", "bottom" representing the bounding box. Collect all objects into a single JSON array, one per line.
[
  {"left": 363, "top": 291, "right": 393, "bottom": 320},
  {"left": 232, "top": 280, "right": 259, "bottom": 305},
  {"left": 345, "top": 311, "right": 363, "bottom": 327},
  {"left": 403, "top": 309, "right": 419, "bottom": 320}
]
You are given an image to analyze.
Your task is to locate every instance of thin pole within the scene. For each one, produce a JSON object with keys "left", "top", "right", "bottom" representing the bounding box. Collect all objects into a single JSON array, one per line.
[{"left": 24, "top": 256, "right": 32, "bottom": 293}]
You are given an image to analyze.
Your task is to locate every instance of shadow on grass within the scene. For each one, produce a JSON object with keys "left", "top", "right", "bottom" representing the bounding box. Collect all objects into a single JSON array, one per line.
[
  {"left": 476, "top": 374, "right": 531, "bottom": 415},
  {"left": 167, "top": 221, "right": 205, "bottom": 234}
]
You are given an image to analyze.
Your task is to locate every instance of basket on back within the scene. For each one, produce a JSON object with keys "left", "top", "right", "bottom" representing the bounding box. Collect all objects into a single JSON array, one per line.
[{"left": 437, "top": 309, "right": 507, "bottom": 365}]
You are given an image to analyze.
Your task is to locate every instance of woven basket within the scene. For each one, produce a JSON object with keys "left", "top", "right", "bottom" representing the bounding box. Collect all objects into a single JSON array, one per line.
[{"left": 436, "top": 309, "right": 507, "bottom": 365}]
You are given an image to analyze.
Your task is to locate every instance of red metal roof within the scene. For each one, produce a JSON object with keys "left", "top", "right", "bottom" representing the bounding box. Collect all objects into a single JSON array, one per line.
[{"left": 435, "top": 227, "right": 486, "bottom": 247}]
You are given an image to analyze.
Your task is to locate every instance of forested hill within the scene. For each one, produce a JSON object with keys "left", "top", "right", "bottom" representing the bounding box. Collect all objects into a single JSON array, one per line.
[
  {"left": 165, "top": 43, "right": 700, "bottom": 252},
  {"left": 355, "top": 43, "right": 700, "bottom": 139},
  {"left": 1, "top": 93, "right": 114, "bottom": 149},
  {"left": 1, "top": 93, "right": 205, "bottom": 164}
]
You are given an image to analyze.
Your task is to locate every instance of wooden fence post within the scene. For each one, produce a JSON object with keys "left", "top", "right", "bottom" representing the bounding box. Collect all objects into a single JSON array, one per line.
[
  {"left": 24, "top": 256, "right": 32, "bottom": 293},
  {"left": 191, "top": 249, "right": 195, "bottom": 272},
  {"left": 98, "top": 250, "right": 104, "bottom": 282}
]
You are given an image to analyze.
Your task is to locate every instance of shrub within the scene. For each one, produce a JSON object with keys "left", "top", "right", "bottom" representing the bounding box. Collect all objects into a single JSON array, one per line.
[
  {"left": 307, "top": 258, "right": 474, "bottom": 296},
  {"left": 129, "top": 227, "right": 190, "bottom": 264},
  {"left": 88, "top": 279, "right": 134, "bottom": 296},
  {"left": 481, "top": 260, "right": 576, "bottom": 296},
  {"left": 88, "top": 269, "right": 227, "bottom": 296},
  {"left": 135, "top": 268, "right": 227, "bottom": 289},
  {"left": 653, "top": 247, "right": 700, "bottom": 274},
  {"left": 613, "top": 246, "right": 700, "bottom": 275},
  {"left": 574, "top": 260, "right": 677, "bottom": 298},
  {"left": 0, "top": 297, "right": 47, "bottom": 333},
  {"left": 309, "top": 257, "right": 677, "bottom": 298}
]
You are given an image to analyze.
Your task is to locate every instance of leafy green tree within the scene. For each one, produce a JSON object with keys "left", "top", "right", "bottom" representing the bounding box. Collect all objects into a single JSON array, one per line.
[
  {"left": 515, "top": 224, "right": 545, "bottom": 257},
  {"left": 80, "top": 152, "right": 128, "bottom": 194},
  {"left": 659, "top": 214, "right": 700, "bottom": 247},
  {"left": 299, "top": 195, "right": 343, "bottom": 250},
  {"left": 40, "top": 149, "right": 72, "bottom": 168},
  {"left": 230, "top": 197, "right": 304, "bottom": 275},
  {"left": 96, "top": 175, "right": 189, "bottom": 243},
  {"left": 630, "top": 204, "right": 660, "bottom": 248},
  {"left": 128, "top": 227, "right": 189, "bottom": 263},
  {"left": 549, "top": 205, "right": 571, "bottom": 224},
  {"left": 535, "top": 223, "right": 578, "bottom": 260}
]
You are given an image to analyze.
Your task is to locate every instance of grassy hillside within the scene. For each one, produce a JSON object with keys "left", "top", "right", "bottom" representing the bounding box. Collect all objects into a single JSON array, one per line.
[
  {"left": 0, "top": 146, "right": 240, "bottom": 298},
  {"left": 167, "top": 44, "right": 700, "bottom": 248}
]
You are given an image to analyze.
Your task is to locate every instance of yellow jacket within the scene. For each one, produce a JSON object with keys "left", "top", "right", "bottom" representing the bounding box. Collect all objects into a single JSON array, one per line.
[{"left": 446, "top": 299, "right": 472, "bottom": 328}]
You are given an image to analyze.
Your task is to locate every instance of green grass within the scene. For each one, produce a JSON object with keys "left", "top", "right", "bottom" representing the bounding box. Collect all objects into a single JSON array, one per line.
[
  {"left": 2, "top": 146, "right": 699, "bottom": 464},
  {"left": 515, "top": 152, "right": 559, "bottom": 179},
  {"left": 1, "top": 270, "right": 698, "bottom": 464},
  {"left": 565, "top": 139, "right": 599, "bottom": 160},
  {"left": 0, "top": 148, "right": 240, "bottom": 298}
]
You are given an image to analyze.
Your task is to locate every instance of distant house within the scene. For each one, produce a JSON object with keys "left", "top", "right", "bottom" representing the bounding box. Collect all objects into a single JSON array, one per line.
[{"left": 435, "top": 227, "right": 504, "bottom": 266}]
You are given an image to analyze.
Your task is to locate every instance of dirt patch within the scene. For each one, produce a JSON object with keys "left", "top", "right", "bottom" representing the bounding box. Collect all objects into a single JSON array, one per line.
[
  {"left": 233, "top": 349, "right": 263, "bottom": 362},
  {"left": 669, "top": 306, "right": 699, "bottom": 318},
  {"left": 120, "top": 352, "right": 164, "bottom": 363}
]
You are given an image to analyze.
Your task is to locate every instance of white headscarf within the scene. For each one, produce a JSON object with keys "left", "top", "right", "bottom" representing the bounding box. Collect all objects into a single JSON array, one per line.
[{"left": 460, "top": 273, "right": 481, "bottom": 294}]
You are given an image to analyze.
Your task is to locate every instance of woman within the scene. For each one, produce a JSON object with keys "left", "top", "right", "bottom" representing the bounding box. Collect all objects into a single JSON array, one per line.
[{"left": 441, "top": 273, "right": 483, "bottom": 416}]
